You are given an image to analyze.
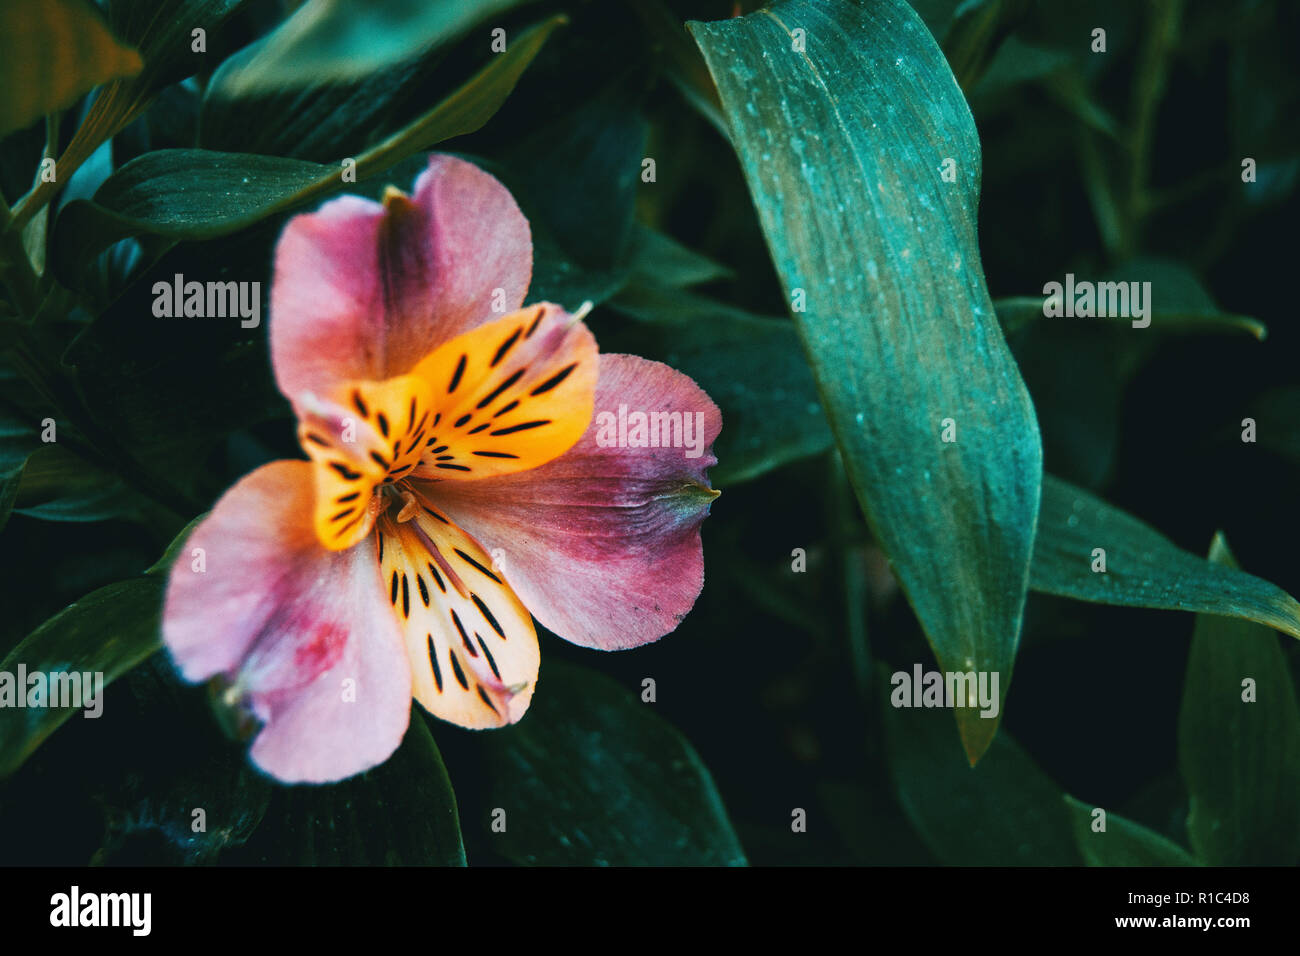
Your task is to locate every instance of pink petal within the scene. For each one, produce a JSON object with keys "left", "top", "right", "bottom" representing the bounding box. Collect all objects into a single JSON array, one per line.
[
  {"left": 162, "top": 461, "right": 411, "bottom": 783},
  {"left": 431, "top": 354, "right": 721, "bottom": 650},
  {"left": 270, "top": 155, "right": 532, "bottom": 404}
]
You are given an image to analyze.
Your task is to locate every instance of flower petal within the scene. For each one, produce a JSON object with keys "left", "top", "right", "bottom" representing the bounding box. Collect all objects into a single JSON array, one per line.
[
  {"left": 406, "top": 303, "right": 597, "bottom": 479},
  {"left": 270, "top": 155, "right": 532, "bottom": 403},
  {"left": 432, "top": 354, "right": 721, "bottom": 650},
  {"left": 376, "top": 502, "right": 539, "bottom": 729},
  {"left": 162, "top": 461, "right": 411, "bottom": 783}
]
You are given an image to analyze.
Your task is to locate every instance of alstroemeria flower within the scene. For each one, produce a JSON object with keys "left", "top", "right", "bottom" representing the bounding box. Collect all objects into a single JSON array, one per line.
[{"left": 163, "top": 156, "right": 720, "bottom": 783}]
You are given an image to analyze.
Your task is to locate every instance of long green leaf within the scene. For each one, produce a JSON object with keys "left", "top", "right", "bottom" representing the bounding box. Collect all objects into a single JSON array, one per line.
[
  {"left": 691, "top": 0, "right": 1042, "bottom": 762},
  {"left": 1177, "top": 534, "right": 1300, "bottom": 865},
  {"left": 1031, "top": 476, "right": 1300, "bottom": 640},
  {"left": 1063, "top": 795, "right": 1199, "bottom": 866},
  {"left": 0, "top": 577, "right": 163, "bottom": 777}
]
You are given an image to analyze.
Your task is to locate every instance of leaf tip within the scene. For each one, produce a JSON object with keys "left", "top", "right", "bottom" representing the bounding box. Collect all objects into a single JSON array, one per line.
[{"left": 957, "top": 709, "right": 999, "bottom": 767}]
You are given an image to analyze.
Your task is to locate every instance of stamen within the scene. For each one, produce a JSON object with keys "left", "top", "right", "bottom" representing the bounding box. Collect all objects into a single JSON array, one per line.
[{"left": 395, "top": 487, "right": 421, "bottom": 523}]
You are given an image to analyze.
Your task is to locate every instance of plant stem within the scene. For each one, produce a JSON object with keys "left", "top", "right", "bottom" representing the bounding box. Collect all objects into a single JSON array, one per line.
[{"left": 1122, "top": 0, "right": 1184, "bottom": 259}]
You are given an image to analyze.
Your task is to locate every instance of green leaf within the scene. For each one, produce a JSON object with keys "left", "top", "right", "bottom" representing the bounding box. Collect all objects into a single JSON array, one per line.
[
  {"left": 1246, "top": 385, "right": 1300, "bottom": 470},
  {"left": 230, "top": 710, "right": 465, "bottom": 866},
  {"left": 1063, "top": 795, "right": 1199, "bottom": 866},
  {"left": 0, "top": 0, "right": 142, "bottom": 137},
  {"left": 940, "top": 0, "right": 1007, "bottom": 91},
  {"left": 13, "top": 444, "right": 145, "bottom": 523},
  {"left": 200, "top": 31, "right": 425, "bottom": 158},
  {"left": 0, "top": 577, "right": 163, "bottom": 778},
  {"left": 999, "top": 260, "right": 1266, "bottom": 485},
  {"left": 1177, "top": 534, "right": 1300, "bottom": 865},
  {"left": 470, "top": 661, "right": 746, "bottom": 865},
  {"left": 627, "top": 224, "right": 732, "bottom": 289},
  {"left": 209, "top": 0, "right": 526, "bottom": 95},
  {"left": 881, "top": 677, "right": 1079, "bottom": 865},
  {"left": 905, "top": 0, "right": 966, "bottom": 40},
  {"left": 626, "top": 0, "right": 729, "bottom": 139},
  {"left": 39, "top": 0, "right": 250, "bottom": 199},
  {"left": 598, "top": 280, "right": 832, "bottom": 485},
  {"left": 691, "top": 0, "right": 1042, "bottom": 762},
  {"left": 997, "top": 258, "right": 1268, "bottom": 341},
  {"left": 971, "top": 35, "right": 1072, "bottom": 101},
  {"left": 1031, "top": 475, "right": 1300, "bottom": 640},
  {"left": 0, "top": 407, "right": 37, "bottom": 534},
  {"left": 101, "top": 0, "right": 249, "bottom": 90},
  {"left": 146, "top": 512, "right": 207, "bottom": 576},
  {"left": 52, "top": 15, "right": 565, "bottom": 285},
  {"left": 55, "top": 149, "right": 335, "bottom": 273},
  {"left": 503, "top": 92, "right": 647, "bottom": 272}
]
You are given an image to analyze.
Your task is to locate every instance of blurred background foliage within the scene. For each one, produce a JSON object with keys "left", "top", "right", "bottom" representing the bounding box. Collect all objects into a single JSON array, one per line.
[{"left": 0, "top": 0, "right": 1298, "bottom": 865}]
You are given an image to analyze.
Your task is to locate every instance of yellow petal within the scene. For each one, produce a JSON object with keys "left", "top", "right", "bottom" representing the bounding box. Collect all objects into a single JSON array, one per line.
[
  {"left": 377, "top": 503, "right": 539, "bottom": 728},
  {"left": 407, "top": 303, "right": 597, "bottom": 480}
]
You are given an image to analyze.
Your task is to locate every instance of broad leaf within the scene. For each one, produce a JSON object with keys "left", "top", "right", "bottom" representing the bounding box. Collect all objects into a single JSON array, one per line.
[
  {"left": 469, "top": 661, "right": 746, "bottom": 866},
  {"left": 1177, "top": 534, "right": 1300, "bottom": 865},
  {"left": 53, "top": 16, "right": 564, "bottom": 285},
  {"left": 0, "top": 576, "right": 163, "bottom": 777},
  {"left": 1063, "top": 795, "right": 1199, "bottom": 866},
  {"left": 691, "top": 0, "right": 1042, "bottom": 762},
  {"left": 0, "top": 0, "right": 141, "bottom": 137},
  {"left": 1031, "top": 476, "right": 1300, "bottom": 640}
]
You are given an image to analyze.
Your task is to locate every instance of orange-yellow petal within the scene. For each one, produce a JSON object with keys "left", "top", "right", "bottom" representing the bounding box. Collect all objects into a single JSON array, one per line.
[
  {"left": 407, "top": 303, "right": 597, "bottom": 480},
  {"left": 376, "top": 501, "right": 539, "bottom": 729}
]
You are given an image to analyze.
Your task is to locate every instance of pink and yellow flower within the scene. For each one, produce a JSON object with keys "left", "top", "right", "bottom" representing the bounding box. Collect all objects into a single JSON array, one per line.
[{"left": 162, "top": 156, "right": 720, "bottom": 783}]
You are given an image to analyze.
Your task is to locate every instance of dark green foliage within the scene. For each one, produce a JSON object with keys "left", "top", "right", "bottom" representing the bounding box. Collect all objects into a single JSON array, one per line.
[{"left": 1, "top": 0, "right": 1297, "bottom": 866}]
